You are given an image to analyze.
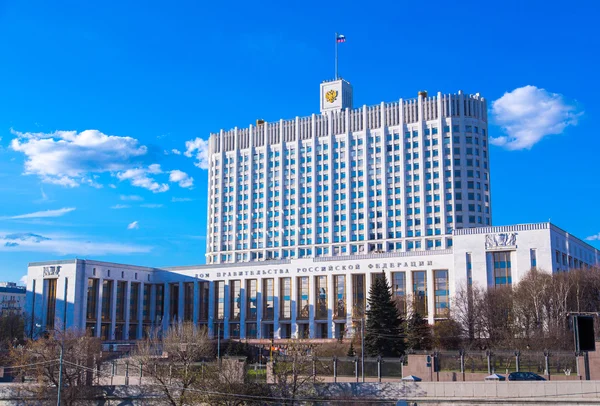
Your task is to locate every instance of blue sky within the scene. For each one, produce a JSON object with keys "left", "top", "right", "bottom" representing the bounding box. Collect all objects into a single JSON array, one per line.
[{"left": 1, "top": 0, "right": 599, "bottom": 283}]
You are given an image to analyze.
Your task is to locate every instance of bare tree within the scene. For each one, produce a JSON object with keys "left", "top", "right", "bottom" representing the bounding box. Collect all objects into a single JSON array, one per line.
[
  {"left": 203, "top": 358, "right": 270, "bottom": 406},
  {"left": 270, "top": 341, "right": 319, "bottom": 405},
  {"left": 8, "top": 330, "right": 101, "bottom": 406},
  {"left": 133, "top": 323, "right": 213, "bottom": 406}
]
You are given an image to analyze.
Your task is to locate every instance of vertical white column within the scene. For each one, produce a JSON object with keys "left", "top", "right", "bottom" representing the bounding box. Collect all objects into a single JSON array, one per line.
[
  {"left": 310, "top": 114, "right": 317, "bottom": 257},
  {"left": 362, "top": 106, "right": 369, "bottom": 254},
  {"left": 110, "top": 280, "right": 117, "bottom": 340},
  {"left": 290, "top": 276, "right": 298, "bottom": 338},
  {"left": 308, "top": 275, "right": 315, "bottom": 338},
  {"left": 273, "top": 277, "right": 280, "bottom": 339},
  {"left": 137, "top": 282, "right": 144, "bottom": 339},
  {"left": 327, "top": 113, "right": 335, "bottom": 255},
  {"left": 223, "top": 282, "right": 230, "bottom": 339},
  {"left": 262, "top": 123, "right": 270, "bottom": 259},
  {"left": 162, "top": 282, "right": 170, "bottom": 332},
  {"left": 405, "top": 270, "right": 413, "bottom": 315},
  {"left": 178, "top": 281, "right": 185, "bottom": 324},
  {"left": 344, "top": 108, "right": 352, "bottom": 251},
  {"left": 427, "top": 269, "right": 435, "bottom": 324},
  {"left": 240, "top": 280, "right": 247, "bottom": 339},
  {"left": 232, "top": 128, "right": 239, "bottom": 262},
  {"left": 208, "top": 281, "right": 215, "bottom": 338},
  {"left": 293, "top": 117, "right": 301, "bottom": 258},
  {"left": 256, "top": 278, "right": 263, "bottom": 338},
  {"left": 380, "top": 102, "right": 389, "bottom": 252},
  {"left": 95, "top": 278, "right": 103, "bottom": 338},
  {"left": 193, "top": 281, "right": 199, "bottom": 326},
  {"left": 346, "top": 273, "right": 354, "bottom": 338},
  {"left": 327, "top": 273, "right": 334, "bottom": 339},
  {"left": 124, "top": 281, "right": 131, "bottom": 340}
]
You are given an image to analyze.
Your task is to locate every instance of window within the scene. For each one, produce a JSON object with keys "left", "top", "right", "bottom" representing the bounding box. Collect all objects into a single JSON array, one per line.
[
  {"left": 434, "top": 270, "right": 449, "bottom": 317},
  {"left": 214, "top": 281, "right": 225, "bottom": 320},
  {"left": 493, "top": 252, "right": 512, "bottom": 286},
  {"left": 198, "top": 282, "right": 209, "bottom": 321},
  {"left": 315, "top": 276, "right": 328, "bottom": 319},
  {"left": 263, "top": 279, "right": 274, "bottom": 320},
  {"left": 297, "top": 276, "right": 309, "bottom": 319},
  {"left": 46, "top": 278, "right": 58, "bottom": 331},
  {"left": 230, "top": 280, "right": 241, "bottom": 321},
  {"left": 352, "top": 274, "right": 365, "bottom": 318},
  {"left": 280, "top": 278, "right": 291, "bottom": 319},
  {"left": 530, "top": 249, "right": 537, "bottom": 269},
  {"left": 412, "top": 271, "right": 427, "bottom": 316},
  {"left": 334, "top": 275, "right": 346, "bottom": 319},
  {"left": 466, "top": 253, "right": 472, "bottom": 286},
  {"left": 392, "top": 272, "right": 406, "bottom": 315},
  {"left": 86, "top": 279, "right": 99, "bottom": 321}
]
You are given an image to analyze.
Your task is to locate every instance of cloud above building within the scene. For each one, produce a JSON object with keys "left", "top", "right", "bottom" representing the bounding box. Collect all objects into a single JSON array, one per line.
[
  {"left": 1, "top": 207, "right": 76, "bottom": 220},
  {"left": 184, "top": 137, "right": 210, "bottom": 169},
  {"left": 0, "top": 231, "right": 151, "bottom": 255},
  {"left": 490, "top": 85, "right": 582, "bottom": 150},
  {"left": 10, "top": 129, "right": 193, "bottom": 192}
]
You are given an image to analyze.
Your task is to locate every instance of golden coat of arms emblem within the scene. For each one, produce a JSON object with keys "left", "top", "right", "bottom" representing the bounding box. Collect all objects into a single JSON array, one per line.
[{"left": 325, "top": 89, "right": 338, "bottom": 103}]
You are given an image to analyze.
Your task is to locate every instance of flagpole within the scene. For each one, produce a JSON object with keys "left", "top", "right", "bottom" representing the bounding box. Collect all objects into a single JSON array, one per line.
[{"left": 335, "top": 32, "right": 338, "bottom": 80}]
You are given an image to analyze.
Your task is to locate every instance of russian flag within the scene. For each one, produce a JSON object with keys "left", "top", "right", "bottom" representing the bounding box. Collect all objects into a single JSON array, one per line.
[{"left": 336, "top": 34, "right": 346, "bottom": 43}]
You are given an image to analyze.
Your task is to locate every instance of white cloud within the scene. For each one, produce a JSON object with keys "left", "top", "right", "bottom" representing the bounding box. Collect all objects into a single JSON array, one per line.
[
  {"left": 169, "top": 170, "right": 194, "bottom": 188},
  {"left": 127, "top": 221, "right": 139, "bottom": 230},
  {"left": 117, "top": 164, "right": 169, "bottom": 193},
  {"left": 120, "top": 194, "right": 143, "bottom": 201},
  {"left": 2, "top": 207, "right": 76, "bottom": 220},
  {"left": 184, "top": 137, "right": 210, "bottom": 169},
  {"left": 111, "top": 204, "right": 130, "bottom": 209},
  {"left": 490, "top": 85, "right": 582, "bottom": 150},
  {"left": 0, "top": 230, "right": 151, "bottom": 255},
  {"left": 10, "top": 129, "right": 147, "bottom": 186},
  {"left": 586, "top": 233, "right": 600, "bottom": 241},
  {"left": 10, "top": 129, "right": 190, "bottom": 192},
  {"left": 140, "top": 204, "right": 163, "bottom": 208},
  {"left": 19, "top": 275, "right": 27, "bottom": 286},
  {"left": 172, "top": 197, "right": 193, "bottom": 202},
  {"left": 109, "top": 184, "right": 117, "bottom": 189},
  {"left": 171, "top": 149, "right": 181, "bottom": 155}
]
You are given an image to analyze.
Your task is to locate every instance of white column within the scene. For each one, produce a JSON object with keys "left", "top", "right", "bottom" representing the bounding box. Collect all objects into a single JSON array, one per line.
[
  {"left": 290, "top": 276, "right": 298, "bottom": 338},
  {"left": 240, "top": 281, "right": 247, "bottom": 338},
  {"left": 137, "top": 282, "right": 144, "bottom": 339},
  {"left": 178, "top": 281, "right": 185, "bottom": 324},
  {"left": 223, "top": 282, "right": 230, "bottom": 338},
  {"left": 95, "top": 278, "right": 103, "bottom": 338},
  {"left": 162, "top": 282, "right": 170, "bottom": 332},
  {"left": 427, "top": 269, "right": 435, "bottom": 324},
  {"left": 208, "top": 281, "right": 215, "bottom": 338},
  {"left": 328, "top": 273, "right": 334, "bottom": 339},
  {"left": 110, "top": 280, "right": 117, "bottom": 340},
  {"left": 124, "top": 281, "right": 131, "bottom": 340},
  {"left": 256, "top": 278, "right": 263, "bottom": 338},
  {"left": 346, "top": 273, "right": 354, "bottom": 338},
  {"left": 308, "top": 275, "right": 315, "bottom": 338},
  {"left": 193, "top": 281, "right": 199, "bottom": 326},
  {"left": 273, "top": 277, "right": 280, "bottom": 339}
]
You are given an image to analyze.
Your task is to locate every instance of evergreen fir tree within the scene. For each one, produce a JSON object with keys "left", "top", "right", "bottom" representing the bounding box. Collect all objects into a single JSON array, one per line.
[
  {"left": 405, "top": 311, "right": 433, "bottom": 351},
  {"left": 364, "top": 272, "right": 405, "bottom": 357},
  {"left": 347, "top": 341, "right": 356, "bottom": 357}
]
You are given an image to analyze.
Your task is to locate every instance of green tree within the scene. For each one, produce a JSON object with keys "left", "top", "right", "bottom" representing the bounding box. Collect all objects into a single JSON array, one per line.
[
  {"left": 364, "top": 273, "right": 404, "bottom": 357},
  {"left": 347, "top": 342, "right": 356, "bottom": 357},
  {"left": 405, "top": 312, "right": 433, "bottom": 351}
]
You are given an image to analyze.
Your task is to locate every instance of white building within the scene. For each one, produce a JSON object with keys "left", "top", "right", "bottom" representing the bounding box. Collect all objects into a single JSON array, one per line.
[
  {"left": 206, "top": 80, "right": 491, "bottom": 264},
  {"left": 0, "top": 282, "right": 26, "bottom": 315},
  {"left": 23, "top": 78, "right": 600, "bottom": 342},
  {"left": 26, "top": 223, "right": 599, "bottom": 341}
]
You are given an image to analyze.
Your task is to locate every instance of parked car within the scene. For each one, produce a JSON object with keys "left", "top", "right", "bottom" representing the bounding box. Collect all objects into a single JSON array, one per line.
[{"left": 507, "top": 371, "right": 546, "bottom": 381}]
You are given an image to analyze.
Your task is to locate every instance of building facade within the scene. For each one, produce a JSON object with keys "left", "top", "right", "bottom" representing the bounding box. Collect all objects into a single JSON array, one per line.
[
  {"left": 23, "top": 80, "right": 600, "bottom": 342},
  {"left": 0, "top": 282, "right": 26, "bottom": 315},
  {"left": 206, "top": 81, "right": 491, "bottom": 264},
  {"left": 26, "top": 223, "right": 600, "bottom": 341}
]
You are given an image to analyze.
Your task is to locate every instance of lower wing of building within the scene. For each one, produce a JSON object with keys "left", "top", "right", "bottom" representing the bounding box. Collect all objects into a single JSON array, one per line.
[{"left": 25, "top": 222, "right": 600, "bottom": 341}]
